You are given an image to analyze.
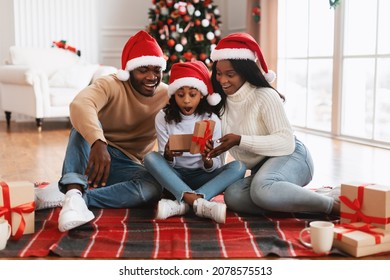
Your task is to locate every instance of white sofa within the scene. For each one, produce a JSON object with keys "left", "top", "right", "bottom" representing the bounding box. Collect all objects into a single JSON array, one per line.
[{"left": 0, "top": 46, "right": 117, "bottom": 130}]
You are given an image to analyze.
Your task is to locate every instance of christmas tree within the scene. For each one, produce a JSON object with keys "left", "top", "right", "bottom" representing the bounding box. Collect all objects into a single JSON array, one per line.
[{"left": 147, "top": 0, "right": 222, "bottom": 81}]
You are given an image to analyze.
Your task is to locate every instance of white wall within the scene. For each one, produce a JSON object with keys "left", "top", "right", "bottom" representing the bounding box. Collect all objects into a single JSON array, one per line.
[{"left": 0, "top": 0, "right": 247, "bottom": 121}]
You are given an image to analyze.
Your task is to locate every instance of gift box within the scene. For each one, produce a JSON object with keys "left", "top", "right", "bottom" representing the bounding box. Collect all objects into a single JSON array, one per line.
[
  {"left": 340, "top": 182, "right": 390, "bottom": 230},
  {"left": 0, "top": 181, "right": 35, "bottom": 240},
  {"left": 333, "top": 222, "right": 390, "bottom": 257},
  {"left": 190, "top": 120, "right": 215, "bottom": 154},
  {"left": 169, "top": 134, "right": 193, "bottom": 152}
]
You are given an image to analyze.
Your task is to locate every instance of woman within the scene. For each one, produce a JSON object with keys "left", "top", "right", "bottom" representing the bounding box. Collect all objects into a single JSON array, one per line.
[{"left": 207, "top": 32, "right": 340, "bottom": 216}]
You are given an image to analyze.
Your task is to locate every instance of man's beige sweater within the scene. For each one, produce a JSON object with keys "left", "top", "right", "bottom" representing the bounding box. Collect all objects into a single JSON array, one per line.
[{"left": 69, "top": 75, "right": 169, "bottom": 163}]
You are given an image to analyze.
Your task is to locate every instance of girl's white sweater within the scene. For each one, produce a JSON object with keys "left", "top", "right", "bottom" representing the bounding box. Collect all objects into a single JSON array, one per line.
[{"left": 155, "top": 110, "right": 222, "bottom": 172}]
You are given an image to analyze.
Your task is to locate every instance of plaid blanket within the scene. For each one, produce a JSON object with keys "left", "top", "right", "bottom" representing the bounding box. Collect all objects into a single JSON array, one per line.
[{"left": 0, "top": 204, "right": 346, "bottom": 259}]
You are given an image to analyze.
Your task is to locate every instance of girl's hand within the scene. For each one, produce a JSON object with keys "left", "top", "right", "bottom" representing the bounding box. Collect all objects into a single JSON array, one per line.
[
  {"left": 201, "top": 139, "right": 214, "bottom": 168},
  {"left": 164, "top": 141, "right": 182, "bottom": 161},
  {"left": 207, "top": 133, "right": 241, "bottom": 158}
]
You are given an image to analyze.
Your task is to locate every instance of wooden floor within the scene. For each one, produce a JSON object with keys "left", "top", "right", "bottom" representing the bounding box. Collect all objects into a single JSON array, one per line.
[{"left": 1, "top": 119, "right": 390, "bottom": 260}]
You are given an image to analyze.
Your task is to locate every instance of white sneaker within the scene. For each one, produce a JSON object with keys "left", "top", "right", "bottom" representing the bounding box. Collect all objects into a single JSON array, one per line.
[
  {"left": 58, "top": 192, "right": 95, "bottom": 232},
  {"left": 155, "top": 199, "right": 189, "bottom": 220},
  {"left": 35, "top": 182, "right": 65, "bottom": 210},
  {"left": 316, "top": 186, "right": 341, "bottom": 203},
  {"left": 194, "top": 198, "right": 226, "bottom": 224}
]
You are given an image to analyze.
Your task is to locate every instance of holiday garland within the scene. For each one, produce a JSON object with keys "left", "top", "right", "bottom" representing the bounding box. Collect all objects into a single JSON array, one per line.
[
  {"left": 329, "top": 0, "right": 341, "bottom": 9},
  {"left": 252, "top": 3, "right": 260, "bottom": 23},
  {"left": 52, "top": 40, "right": 81, "bottom": 56}
]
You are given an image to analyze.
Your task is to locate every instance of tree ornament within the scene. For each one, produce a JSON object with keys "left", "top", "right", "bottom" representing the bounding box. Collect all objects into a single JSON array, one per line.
[
  {"left": 183, "top": 51, "right": 193, "bottom": 61},
  {"left": 199, "top": 53, "right": 207, "bottom": 61},
  {"left": 206, "top": 31, "right": 215, "bottom": 40},
  {"left": 201, "top": 19, "right": 210, "bottom": 27},
  {"left": 175, "top": 44, "right": 184, "bottom": 52},
  {"left": 167, "top": 38, "right": 175, "bottom": 47}
]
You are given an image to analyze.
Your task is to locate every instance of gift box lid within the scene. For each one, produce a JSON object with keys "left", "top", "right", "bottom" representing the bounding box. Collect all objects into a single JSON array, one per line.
[
  {"left": 1, "top": 181, "right": 34, "bottom": 206},
  {"left": 340, "top": 182, "right": 390, "bottom": 224},
  {"left": 333, "top": 222, "right": 390, "bottom": 247}
]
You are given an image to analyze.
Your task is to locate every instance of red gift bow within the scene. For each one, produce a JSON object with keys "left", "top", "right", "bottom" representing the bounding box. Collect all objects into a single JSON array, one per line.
[
  {"left": 0, "top": 181, "right": 35, "bottom": 240},
  {"left": 192, "top": 120, "right": 212, "bottom": 153},
  {"left": 336, "top": 223, "right": 384, "bottom": 244},
  {"left": 339, "top": 185, "right": 390, "bottom": 225}
]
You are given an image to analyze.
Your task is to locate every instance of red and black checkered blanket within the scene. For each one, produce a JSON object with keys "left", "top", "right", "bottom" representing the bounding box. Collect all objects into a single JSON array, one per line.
[{"left": 0, "top": 204, "right": 345, "bottom": 259}]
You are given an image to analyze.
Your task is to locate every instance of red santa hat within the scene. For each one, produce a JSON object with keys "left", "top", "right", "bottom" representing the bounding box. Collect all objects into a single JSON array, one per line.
[
  {"left": 116, "top": 30, "right": 167, "bottom": 81},
  {"left": 210, "top": 32, "right": 276, "bottom": 83},
  {"left": 168, "top": 61, "right": 221, "bottom": 106}
]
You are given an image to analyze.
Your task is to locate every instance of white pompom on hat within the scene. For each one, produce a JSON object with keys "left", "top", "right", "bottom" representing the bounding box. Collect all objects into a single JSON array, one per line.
[
  {"left": 168, "top": 61, "right": 221, "bottom": 106},
  {"left": 116, "top": 30, "right": 167, "bottom": 81},
  {"left": 210, "top": 32, "right": 276, "bottom": 83}
]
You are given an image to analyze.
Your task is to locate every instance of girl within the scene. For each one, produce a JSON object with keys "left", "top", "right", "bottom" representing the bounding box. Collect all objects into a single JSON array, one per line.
[
  {"left": 143, "top": 61, "right": 246, "bottom": 223},
  {"left": 207, "top": 32, "right": 340, "bottom": 216}
]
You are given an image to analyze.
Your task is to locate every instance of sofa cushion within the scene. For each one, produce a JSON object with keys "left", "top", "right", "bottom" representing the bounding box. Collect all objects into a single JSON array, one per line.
[
  {"left": 49, "top": 87, "right": 80, "bottom": 107},
  {"left": 8, "top": 46, "right": 83, "bottom": 77},
  {"left": 48, "top": 64, "right": 100, "bottom": 89}
]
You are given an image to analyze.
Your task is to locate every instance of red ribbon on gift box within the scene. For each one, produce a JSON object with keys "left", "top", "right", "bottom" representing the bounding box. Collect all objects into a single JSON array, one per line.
[
  {"left": 0, "top": 181, "right": 35, "bottom": 240},
  {"left": 336, "top": 223, "right": 384, "bottom": 244},
  {"left": 192, "top": 120, "right": 212, "bottom": 153},
  {"left": 339, "top": 185, "right": 390, "bottom": 225}
]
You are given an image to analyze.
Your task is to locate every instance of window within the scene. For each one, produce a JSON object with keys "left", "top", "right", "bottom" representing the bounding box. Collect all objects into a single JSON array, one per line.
[{"left": 277, "top": 0, "right": 390, "bottom": 147}]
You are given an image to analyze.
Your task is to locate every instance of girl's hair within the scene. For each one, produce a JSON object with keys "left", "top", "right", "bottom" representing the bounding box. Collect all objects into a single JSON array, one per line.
[
  {"left": 163, "top": 91, "right": 220, "bottom": 124},
  {"left": 211, "top": 59, "right": 286, "bottom": 115}
]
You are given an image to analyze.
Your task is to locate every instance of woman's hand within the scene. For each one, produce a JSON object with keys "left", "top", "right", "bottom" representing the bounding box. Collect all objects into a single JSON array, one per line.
[
  {"left": 202, "top": 139, "right": 214, "bottom": 168},
  {"left": 207, "top": 133, "right": 241, "bottom": 158},
  {"left": 85, "top": 140, "right": 111, "bottom": 188}
]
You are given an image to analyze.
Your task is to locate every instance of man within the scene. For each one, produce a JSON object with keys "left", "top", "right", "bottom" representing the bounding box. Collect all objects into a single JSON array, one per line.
[{"left": 36, "top": 30, "right": 169, "bottom": 232}]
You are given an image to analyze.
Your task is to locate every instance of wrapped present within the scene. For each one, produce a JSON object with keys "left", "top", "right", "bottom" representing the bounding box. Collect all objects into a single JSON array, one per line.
[
  {"left": 0, "top": 181, "right": 35, "bottom": 240},
  {"left": 333, "top": 222, "right": 390, "bottom": 257},
  {"left": 190, "top": 120, "right": 215, "bottom": 154},
  {"left": 169, "top": 134, "right": 193, "bottom": 152},
  {"left": 340, "top": 182, "right": 390, "bottom": 230}
]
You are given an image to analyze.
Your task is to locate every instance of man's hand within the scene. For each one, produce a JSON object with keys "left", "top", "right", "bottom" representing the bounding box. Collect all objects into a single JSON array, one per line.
[
  {"left": 84, "top": 140, "right": 111, "bottom": 188},
  {"left": 207, "top": 133, "right": 241, "bottom": 159}
]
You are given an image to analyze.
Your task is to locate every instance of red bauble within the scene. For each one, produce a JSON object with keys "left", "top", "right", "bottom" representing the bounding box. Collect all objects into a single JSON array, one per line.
[
  {"left": 199, "top": 53, "right": 207, "bottom": 61},
  {"left": 167, "top": 39, "right": 176, "bottom": 47},
  {"left": 170, "top": 25, "right": 176, "bottom": 31},
  {"left": 170, "top": 54, "right": 178, "bottom": 62},
  {"left": 183, "top": 51, "right": 193, "bottom": 61},
  {"left": 167, "top": 18, "right": 173, "bottom": 25},
  {"left": 183, "top": 15, "right": 191, "bottom": 22},
  {"left": 179, "top": 6, "right": 187, "bottom": 15},
  {"left": 195, "top": 19, "right": 201, "bottom": 26}
]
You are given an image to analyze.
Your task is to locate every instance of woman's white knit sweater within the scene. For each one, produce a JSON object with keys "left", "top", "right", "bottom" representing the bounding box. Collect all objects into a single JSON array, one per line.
[{"left": 222, "top": 82, "right": 295, "bottom": 169}]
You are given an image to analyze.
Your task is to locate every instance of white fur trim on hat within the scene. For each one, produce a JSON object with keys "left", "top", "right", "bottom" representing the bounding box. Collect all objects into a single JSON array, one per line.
[
  {"left": 168, "top": 77, "right": 208, "bottom": 97},
  {"left": 126, "top": 56, "right": 167, "bottom": 72},
  {"left": 207, "top": 93, "right": 222, "bottom": 106},
  {"left": 116, "top": 69, "right": 130, "bottom": 81},
  {"left": 264, "top": 70, "right": 276, "bottom": 83},
  {"left": 210, "top": 48, "right": 256, "bottom": 62}
]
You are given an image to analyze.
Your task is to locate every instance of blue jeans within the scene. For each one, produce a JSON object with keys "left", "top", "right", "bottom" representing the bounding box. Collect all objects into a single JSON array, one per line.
[
  {"left": 59, "top": 128, "right": 162, "bottom": 208},
  {"left": 224, "top": 138, "right": 334, "bottom": 214},
  {"left": 143, "top": 151, "right": 247, "bottom": 202}
]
